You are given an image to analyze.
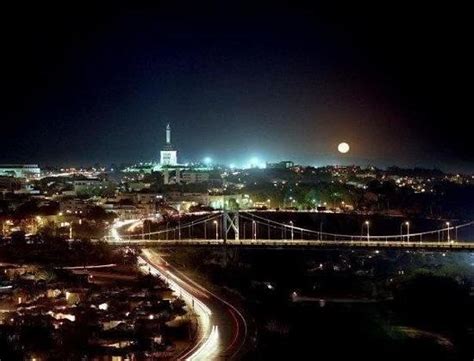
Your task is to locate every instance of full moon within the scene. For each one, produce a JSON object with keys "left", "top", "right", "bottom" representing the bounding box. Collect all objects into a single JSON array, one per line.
[{"left": 338, "top": 142, "right": 350, "bottom": 154}]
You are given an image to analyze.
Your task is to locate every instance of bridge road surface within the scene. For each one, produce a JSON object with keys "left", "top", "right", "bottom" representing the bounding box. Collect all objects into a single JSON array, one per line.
[
  {"left": 109, "top": 238, "right": 474, "bottom": 251},
  {"left": 141, "top": 248, "right": 248, "bottom": 360}
]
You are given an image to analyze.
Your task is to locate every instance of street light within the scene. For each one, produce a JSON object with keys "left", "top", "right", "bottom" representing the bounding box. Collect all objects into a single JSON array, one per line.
[
  {"left": 362, "top": 220, "right": 370, "bottom": 242},
  {"left": 289, "top": 221, "right": 294, "bottom": 241},
  {"left": 252, "top": 220, "right": 257, "bottom": 240},
  {"left": 446, "top": 222, "right": 451, "bottom": 243},
  {"left": 400, "top": 221, "right": 410, "bottom": 242},
  {"left": 405, "top": 221, "right": 410, "bottom": 242},
  {"left": 213, "top": 220, "right": 218, "bottom": 240}
]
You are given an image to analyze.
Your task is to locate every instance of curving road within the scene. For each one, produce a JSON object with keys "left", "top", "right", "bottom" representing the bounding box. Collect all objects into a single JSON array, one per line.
[
  {"left": 110, "top": 220, "right": 249, "bottom": 360},
  {"left": 140, "top": 248, "right": 248, "bottom": 360}
]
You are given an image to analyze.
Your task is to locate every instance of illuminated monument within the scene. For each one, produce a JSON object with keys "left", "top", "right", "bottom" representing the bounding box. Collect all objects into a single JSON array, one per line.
[
  {"left": 160, "top": 124, "right": 178, "bottom": 166},
  {"left": 124, "top": 123, "right": 211, "bottom": 184}
]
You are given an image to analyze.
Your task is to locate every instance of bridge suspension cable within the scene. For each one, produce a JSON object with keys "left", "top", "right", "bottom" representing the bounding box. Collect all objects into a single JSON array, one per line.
[
  {"left": 113, "top": 210, "right": 474, "bottom": 243},
  {"left": 128, "top": 213, "right": 221, "bottom": 239},
  {"left": 240, "top": 212, "right": 474, "bottom": 241}
]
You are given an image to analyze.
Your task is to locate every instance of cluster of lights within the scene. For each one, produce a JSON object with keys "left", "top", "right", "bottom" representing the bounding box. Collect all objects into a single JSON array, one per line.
[{"left": 202, "top": 156, "right": 267, "bottom": 169}]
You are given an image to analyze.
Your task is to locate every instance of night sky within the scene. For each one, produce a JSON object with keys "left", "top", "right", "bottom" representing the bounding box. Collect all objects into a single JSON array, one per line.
[{"left": 1, "top": 3, "right": 472, "bottom": 172}]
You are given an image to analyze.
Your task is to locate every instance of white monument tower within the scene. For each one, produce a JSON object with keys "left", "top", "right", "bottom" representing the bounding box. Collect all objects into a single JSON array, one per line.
[{"left": 160, "top": 124, "right": 178, "bottom": 166}]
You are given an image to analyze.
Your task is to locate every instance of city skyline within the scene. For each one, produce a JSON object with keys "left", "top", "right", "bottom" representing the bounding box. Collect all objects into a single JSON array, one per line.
[
  {"left": 1, "top": 120, "right": 471, "bottom": 174},
  {"left": 2, "top": 3, "right": 471, "bottom": 172}
]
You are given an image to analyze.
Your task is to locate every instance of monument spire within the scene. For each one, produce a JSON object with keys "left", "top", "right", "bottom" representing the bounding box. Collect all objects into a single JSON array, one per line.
[
  {"left": 166, "top": 123, "right": 171, "bottom": 144},
  {"left": 160, "top": 123, "right": 177, "bottom": 166}
]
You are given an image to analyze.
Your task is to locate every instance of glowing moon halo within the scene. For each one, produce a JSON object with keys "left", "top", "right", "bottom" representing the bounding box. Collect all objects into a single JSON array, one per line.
[{"left": 338, "top": 142, "right": 350, "bottom": 154}]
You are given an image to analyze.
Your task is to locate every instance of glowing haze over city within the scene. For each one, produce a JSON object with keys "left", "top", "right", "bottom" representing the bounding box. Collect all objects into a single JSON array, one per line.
[{"left": 1, "top": 3, "right": 472, "bottom": 172}]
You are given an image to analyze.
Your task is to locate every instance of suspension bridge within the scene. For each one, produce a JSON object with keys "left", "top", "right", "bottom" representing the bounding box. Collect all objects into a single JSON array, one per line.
[{"left": 107, "top": 211, "right": 474, "bottom": 251}]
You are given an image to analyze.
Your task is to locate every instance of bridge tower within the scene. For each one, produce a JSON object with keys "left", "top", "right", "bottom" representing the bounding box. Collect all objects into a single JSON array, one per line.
[{"left": 222, "top": 209, "right": 239, "bottom": 243}]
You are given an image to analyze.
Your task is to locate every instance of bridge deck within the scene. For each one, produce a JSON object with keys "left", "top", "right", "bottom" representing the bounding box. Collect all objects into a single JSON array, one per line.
[{"left": 106, "top": 239, "right": 474, "bottom": 250}]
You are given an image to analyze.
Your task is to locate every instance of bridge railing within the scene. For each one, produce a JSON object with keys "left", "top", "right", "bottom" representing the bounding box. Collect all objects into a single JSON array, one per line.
[{"left": 107, "top": 211, "right": 474, "bottom": 244}]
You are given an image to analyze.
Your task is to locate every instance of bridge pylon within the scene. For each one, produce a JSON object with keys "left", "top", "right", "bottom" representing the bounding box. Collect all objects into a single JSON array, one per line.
[{"left": 223, "top": 209, "right": 239, "bottom": 243}]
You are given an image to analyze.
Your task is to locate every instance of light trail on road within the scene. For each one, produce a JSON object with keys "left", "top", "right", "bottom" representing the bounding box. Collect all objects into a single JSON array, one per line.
[
  {"left": 110, "top": 219, "right": 140, "bottom": 241},
  {"left": 139, "top": 250, "right": 219, "bottom": 360},
  {"left": 139, "top": 249, "right": 248, "bottom": 360},
  {"left": 112, "top": 220, "right": 219, "bottom": 360},
  {"left": 111, "top": 220, "right": 249, "bottom": 360},
  {"left": 56, "top": 263, "right": 117, "bottom": 270}
]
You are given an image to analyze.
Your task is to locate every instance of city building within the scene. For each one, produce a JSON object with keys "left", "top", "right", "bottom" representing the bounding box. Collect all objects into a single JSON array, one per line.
[
  {"left": 266, "top": 161, "right": 294, "bottom": 169},
  {"left": 165, "top": 192, "right": 209, "bottom": 211},
  {"left": 0, "top": 176, "right": 22, "bottom": 193},
  {"left": 73, "top": 178, "right": 105, "bottom": 194},
  {"left": 160, "top": 124, "right": 178, "bottom": 166},
  {"left": 181, "top": 170, "right": 210, "bottom": 184},
  {"left": 0, "top": 164, "right": 41, "bottom": 179},
  {"left": 57, "top": 198, "right": 91, "bottom": 217},
  {"left": 208, "top": 194, "right": 244, "bottom": 210},
  {"left": 115, "top": 192, "right": 163, "bottom": 205}
]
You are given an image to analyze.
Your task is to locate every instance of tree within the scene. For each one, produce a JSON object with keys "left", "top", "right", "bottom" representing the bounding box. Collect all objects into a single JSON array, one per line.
[
  {"left": 84, "top": 206, "right": 115, "bottom": 223},
  {"left": 393, "top": 272, "right": 470, "bottom": 333}
]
